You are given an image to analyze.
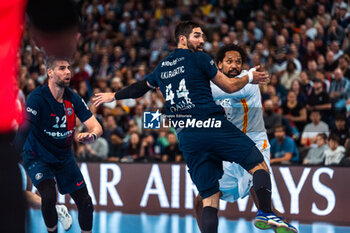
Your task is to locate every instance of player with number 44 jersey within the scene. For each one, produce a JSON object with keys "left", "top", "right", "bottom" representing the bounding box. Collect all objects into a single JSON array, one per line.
[{"left": 92, "top": 21, "right": 275, "bottom": 233}]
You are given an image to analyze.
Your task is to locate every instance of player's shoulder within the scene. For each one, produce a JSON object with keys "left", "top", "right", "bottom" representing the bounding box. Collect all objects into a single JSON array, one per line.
[
  {"left": 27, "top": 85, "right": 47, "bottom": 101},
  {"left": 64, "top": 87, "right": 80, "bottom": 100}
]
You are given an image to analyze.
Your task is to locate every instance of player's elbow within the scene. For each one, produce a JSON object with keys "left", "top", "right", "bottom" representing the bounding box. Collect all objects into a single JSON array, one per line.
[{"left": 225, "top": 84, "right": 240, "bottom": 93}]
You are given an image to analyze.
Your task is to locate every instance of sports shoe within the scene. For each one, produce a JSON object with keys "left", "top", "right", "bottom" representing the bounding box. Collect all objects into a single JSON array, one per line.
[
  {"left": 56, "top": 205, "right": 72, "bottom": 231},
  {"left": 254, "top": 210, "right": 298, "bottom": 233}
]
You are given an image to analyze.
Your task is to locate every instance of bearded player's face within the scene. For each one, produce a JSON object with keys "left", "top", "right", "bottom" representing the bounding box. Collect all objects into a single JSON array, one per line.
[
  {"left": 187, "top": 27, "right": 205, "bottom": 52},
  {"left": 49, "top": 60, "right": 72, "bottom": 88},
  {"left": 218, "top": 51, "right": 243, "bottom": 78}
]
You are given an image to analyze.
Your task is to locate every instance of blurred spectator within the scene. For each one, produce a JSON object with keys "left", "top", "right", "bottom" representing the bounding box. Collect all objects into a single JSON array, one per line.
[
  {"left": 263, "top": 99, "right": 282, "bottom": 140},
  {"left": 102, "top": 114, "right": 125, "bottom": 142},
  {"left": 330, "top": 114, "right": 350, "bottom": 146},
  {"left": 330, "top": 40, "right": 344, "bottom": 60},
  {"left": 122, "top": 132, "right": 141, "bottom": 162},
  {"left": 269, "top": 73, "right": 286, "bottom": 101},
  {"left": 270, "top": 125, "right": 299, "bottom": 164},
  {"left": 139, "top": 133, "right": 157, "bottom": 162},
  {"left": 132, "top": 104, "right": 144, "bottom": 133},
  {"left": 301, "top": 110, "right": 329, "bottom": 148},
  {"left": 290, "top": 79, "right": 307, "bottom": 104},
  {"left": 324, "top": 51, "right": 338, "bottom": 77},
  {"left": 299, "top": 71, "right": 313, "bottom": 96},
  {"left": 329, "top": 68, "right": 350, "bottom": 111},
  {"left": 306, "top": 79, "right": 332, "bottom": 118},
  {"left": 301, "top": 41, "right": 319, "bottom": 69},
  {"left": 83, "top": 137, "right": 109, "bottom": 161},
  {"left": 37, "top": 64, "right": 47, "bottom": 85},
  {"left": 280, "top": 61, "right": 300, "bottom": 90},
  {"left": 280, "top": 90, "right": 307, "bottom": 135},
  {"left": 303, "top": 133, "right": 328, "bottom": 165},
  {"left": 337, "top": 55, "right": 350, "bottom": 79},
  {"left": 108, "top": 130, "right": 127, "bottom": 162},
  {"left": 324, "top": 134, "right": 345, "bottom": 165},
  {"left": 162, "top": 132, "right": 183, "bottom": 163}
]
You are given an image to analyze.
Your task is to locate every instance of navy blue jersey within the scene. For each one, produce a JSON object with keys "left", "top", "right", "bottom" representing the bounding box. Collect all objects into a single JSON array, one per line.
[
  {"left": 24, "top": 85, "right": 92, "bottom": 162},
  {"left": 146, "top": 49, "right": 223, "bottom": 119}
]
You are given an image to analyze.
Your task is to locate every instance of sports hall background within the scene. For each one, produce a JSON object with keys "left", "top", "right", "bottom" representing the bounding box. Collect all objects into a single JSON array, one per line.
[{"left": 20, "top": 0, "right": 350, "bottom": 232}]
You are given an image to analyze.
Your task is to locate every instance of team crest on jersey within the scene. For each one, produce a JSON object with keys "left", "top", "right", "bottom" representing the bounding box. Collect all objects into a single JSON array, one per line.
[
  {"left": 35, "top": 173, "right": 43, "bottom": 180},
  {"left": 67, "top": 108, "right": 73, "bottom": 116}
]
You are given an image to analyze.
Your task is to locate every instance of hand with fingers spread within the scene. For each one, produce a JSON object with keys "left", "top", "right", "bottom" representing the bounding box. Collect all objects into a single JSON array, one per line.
[
  {"left": 76, "top": 132, "right": 96, "bottom": 144},
  {"left": 249, "top": 65, "right": 269, "bottom": 85},
  {"left": 92, "top": 92, "right": 116, "bottom": 107}
]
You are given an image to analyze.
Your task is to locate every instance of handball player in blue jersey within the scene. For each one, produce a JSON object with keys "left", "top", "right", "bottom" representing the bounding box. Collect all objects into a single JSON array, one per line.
[
  {"left": 18, "top": 57, "right": 102, "bottom": 233},
  {"left": 93, "top": 21, "right": 289, "bottom": 233}
]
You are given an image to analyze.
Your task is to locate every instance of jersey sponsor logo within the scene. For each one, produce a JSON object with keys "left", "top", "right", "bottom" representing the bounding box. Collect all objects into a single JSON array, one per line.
[
  {"left": 161, "top": 66, "right": 185, "bottom": 79},
  {"left": 143, "top": 110, "right": 161, "bottom": 129},
  {"left": 26, "top": 107, "right": 37, "bottom": 116},
  {"left": 50, "top": 113, "right": 56, "bottom": 117},
  {"left": 44, "top": 128, "right": 75, "bottom": 139},
  {"left": 35, "top": 173, "right": 43, "bottom": 180},
  {"left": 77, "top": 181, "right": 84, "bottom": 186},
  {"left": 161, "top": 57, "right": 185, "bottom": 67},
  {"left": 210, "top": 60, "right": 214, "bottom": 65},
  {"left": 169, "top": 100, "right": 195, "bottom": 112}
]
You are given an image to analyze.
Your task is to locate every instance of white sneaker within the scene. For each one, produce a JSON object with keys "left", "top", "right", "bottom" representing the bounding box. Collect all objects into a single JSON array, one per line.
[{"left": 56, "top": 205, "right": 73, "bottom": 231}]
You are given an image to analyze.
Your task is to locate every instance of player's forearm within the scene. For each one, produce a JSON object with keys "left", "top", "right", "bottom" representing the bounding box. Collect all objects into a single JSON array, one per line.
[
  {"left": 229, "top": 74, "right": 249, "bottom": 93},
  {"left": 214, "top": 71, "right": 249, "bottom": 93},
  {"left": 89, "top": 125, "right": 103, "bottom": 138},
  {"left": 114, "top": 79, "right": 151, "bottom": 100}
]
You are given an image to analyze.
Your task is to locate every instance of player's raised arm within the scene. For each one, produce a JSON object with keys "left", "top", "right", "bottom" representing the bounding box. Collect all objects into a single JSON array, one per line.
[
  {"left": 212, "top": 66, "right": 269, "bottom": 93},
  {"left": 92, "top": 79, "right": 153, "bottom": 107}
]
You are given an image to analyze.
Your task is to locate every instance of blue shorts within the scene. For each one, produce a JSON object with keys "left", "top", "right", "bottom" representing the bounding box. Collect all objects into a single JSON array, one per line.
[
  {"left": 23, "top": 152, "right": 86, "bottom": 194},
  {"left": 177, "top": 113, "right": 264, "bottom": 199}
]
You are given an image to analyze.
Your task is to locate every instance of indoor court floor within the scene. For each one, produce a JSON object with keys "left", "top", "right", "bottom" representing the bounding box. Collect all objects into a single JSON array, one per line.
[{"left": 27, "top": 209, "right": 350, "bottom": 233}]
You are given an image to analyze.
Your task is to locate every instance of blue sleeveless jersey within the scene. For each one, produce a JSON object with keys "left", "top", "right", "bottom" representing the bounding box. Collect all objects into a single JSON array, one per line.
[
  {"left": 23, "top": 85, "right": 92, "bottom": 162},
  {"left": 146, "top": 49, "right": 223, "bottom": 119}
]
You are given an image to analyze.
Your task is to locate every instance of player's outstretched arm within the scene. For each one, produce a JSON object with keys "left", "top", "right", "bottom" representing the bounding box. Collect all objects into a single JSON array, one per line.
[
  {"left": 92, "top": 79, "right": 152, "bottom": 107},
  {"left": 212, "top": 66, "right": 269, "bottom": 93},
  {"left": 76, "top": 116, "right": 103, "bottom": 144}
]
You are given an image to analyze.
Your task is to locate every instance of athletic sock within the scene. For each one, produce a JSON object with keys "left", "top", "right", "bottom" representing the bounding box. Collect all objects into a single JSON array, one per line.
[
  {"left": 201, "top": 206, "right": 218, "bottom": 233},
  {"left": 253, "top": 169, "right": 272, "bottom": 213}
]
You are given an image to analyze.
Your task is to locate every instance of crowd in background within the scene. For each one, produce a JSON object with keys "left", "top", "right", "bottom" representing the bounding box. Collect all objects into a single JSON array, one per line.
[{"left": 17, "top": 0, "right": 350, "bottom": 165}]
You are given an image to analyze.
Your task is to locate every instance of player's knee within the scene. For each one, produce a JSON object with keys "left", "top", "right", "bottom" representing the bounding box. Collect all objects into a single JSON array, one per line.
[
  {"left": 202, "top": 191, "right": 220, "bottom": 209},
  {"left": 37, "top": 179, "right": 56, "bottom": 207},
  {"left": 75, "top": 189, "right": 93, "bottom": 214},
  {"left": 80, "top": 195, "right": 94, "bottom": 214},
  {"left": 251, "top": 161, "right": 269, "bottom": 174},
  {"left": 194, "top": 195, "right": 203, "bottom": 210}
]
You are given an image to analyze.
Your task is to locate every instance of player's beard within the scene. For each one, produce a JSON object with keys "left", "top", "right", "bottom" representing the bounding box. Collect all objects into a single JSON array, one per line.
[
  {"left": 56, "top": 78, "right": 70, "bottom": 88},
  {"left": 226, "top": 68, "right": 242, "bottom": 78},
  {"left": 187, "top": 40, "right": 204, "bottom": 52}
]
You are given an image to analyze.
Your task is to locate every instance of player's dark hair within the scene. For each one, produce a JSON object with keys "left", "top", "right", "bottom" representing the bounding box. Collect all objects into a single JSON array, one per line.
[
  {"left": 174, "top": 21, "right": 201, "bottom": 44},
  {"left": 215, "top": 44, "right": 247, "bottom": 65},
  {"left": 46, "top": 57, "right": 70, "bottom": 70}
]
